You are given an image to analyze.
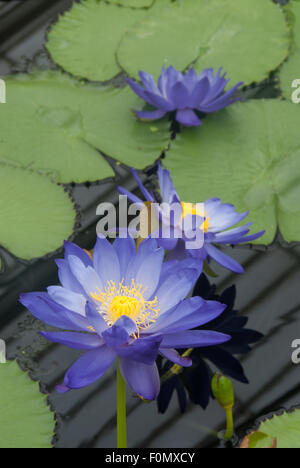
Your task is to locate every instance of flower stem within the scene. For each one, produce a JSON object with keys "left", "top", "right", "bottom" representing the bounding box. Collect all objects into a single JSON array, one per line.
[
  {"left": 224, "top": 405, "right": 234, "bottom": 441},
  {"left": 117, "top": 359, "right": 127, "bottom": 449}
]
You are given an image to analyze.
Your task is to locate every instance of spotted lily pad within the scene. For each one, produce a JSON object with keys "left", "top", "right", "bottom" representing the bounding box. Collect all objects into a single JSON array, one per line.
[
  {"left": 46, "top": 0, "right": 146, "bottom": 82},
  {"left": 242, "top": 409, "right": 300, "bottom": 449},
  {"left": 118, "top": 0, "right": 289, "bottom": 85},
  {"left": 0, "top": 71, "right": 170, "bottom": 179},
  {"left": 0, "top": 164, "right": 76, "bottom": 260},
  {"left": 164, "top": 99, "right": 300, "bottom": 245},
  {"left": 0, "top": 360, "right": 54, "bottom": 448},
  {"left": 280, "top": 1, "right": 300, "bottom": 100}
]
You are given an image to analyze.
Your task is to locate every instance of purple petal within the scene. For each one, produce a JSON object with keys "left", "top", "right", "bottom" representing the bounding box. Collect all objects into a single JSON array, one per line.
[
  {"left": 55, "top": 259, "right": 86, "bottom": 296},
  {"left": 188, "top": 77, "right": 210, "bottom": 107},
  {"left": 117, "top": 186, "right": 144, "bottom": 206},
  {"left": 116, "top": 336, "right": 162, "bottom": 365},
  {"left": 160, "top": 330, "right": 231, "bottom": 349},
  {"left": 126, "top": 77, "right": 149, "bottom": 102},
  {"left": 238, "top": 230, "right": 265, "bottom": 243},
  {"left": 131, "top": 168, "right": 155, "bottom": 202},
  {"left": 113, "top": 237, "right": 136, "bottom": 279},
  {"left": 176, "top": 109, "right": 202, "bottom": 127},
  {"left": 20, "top": 292, "right": 89, "bottom": 331},
  {"left": 40, "top": 331, "right": 104, "bottom": 350},
  {"left": 93, "top": 235, "right": 121, "bottom": 286},
  {"left": 139, "top": 71, "right": 160, "bottom": 94},
  {"left": 135, "top": 247, "right": 164, "bottom": 300},
  {"left": 56, "top": 384, "right": 70, "bottom": 394},
  {"left": 119, "top": 359, "right": 160, "bottom": 401},
  {"left": 160, "top": 348, "right": 192, "bottom": 367},
  {"left": 125, "top": 238, "right": 159, "bottom": 285},
  {"left": 157, "top": 162, "right": 181, "bottom": 206},
  {"left": 47, "top": 286, "right": 86, "bottom": 317},
  {"left": 64, "top": 346, "right": 116, "bottom": 390},
  {"left": 205, "top": 243, "right": 244, "bottom": 274},
  {"left": 64, "top": 241, "right": 92, "bottom": 268},
  {"left": 144, "top": 90, "right": 173, "bottom": 111},
  {"left": 68, "top": 256, "right": 103, "bottom": 298},
  {"left": 135, "top": 109, "right": 167, "bottom": 121},
  {"left": 169, "top": 82, "right": 190, "bottom": 109},
  {"left": 85, "top": 301, "right": 108, "bottom": 335},
  {"left": 102, "top": 316, "right": 137, "bottom": 349}
]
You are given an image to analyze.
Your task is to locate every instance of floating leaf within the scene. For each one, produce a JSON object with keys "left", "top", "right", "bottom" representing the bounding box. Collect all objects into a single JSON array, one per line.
[
  {"left": 164, "top": 100, "right": 300, "bottom": 245},
  {"left": 118, "top": 0, "right": 289, "bottom": 85},
  {"left": 0, "top": 72, "right": 113, "bottom": 183},
  {"left": 46, "top": 0, "right": 146, "bottom": 82},
  {"left": 280, "top": 1, "right": 300, "bottom": 100},
  {"left": 242, "top": 409, "right": 300, "bottom": 449},
  {"left": 0, "top": 361, "right": 54, "bottom": 448},
  {"left": 0, "top": 164, "right": 76, "bottom": 260},
  {"left": 106, "top": 0, "right": 154, "bottom": 7}
]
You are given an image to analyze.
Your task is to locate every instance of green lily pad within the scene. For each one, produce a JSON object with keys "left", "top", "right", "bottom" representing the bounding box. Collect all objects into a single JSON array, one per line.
[
  {"left": 106, "top": 0, "right": 154, "bottom": 7},
  {"left": 0, "top": 360, "right": 54, "bottom": 448},
  {"left": 46, "top": 0, "right": 146, "bottom": 82},
  {"left": 164, "top": 99, "right": 300, "bottom": 245},
  {"left": 245, "top": 409, "right": 300, "bottom": 449},
  {"left": 280, "top": 1, "right": 300, "bottom": 100},
  {"left": 0, "top": 163, "right": 76, "bottom": 260},
  {"left": 0, "top": 72, "right": 113, "bottom": 183},
  {"left": 118, "top": 0, "right": 289, "bottom": 85}
]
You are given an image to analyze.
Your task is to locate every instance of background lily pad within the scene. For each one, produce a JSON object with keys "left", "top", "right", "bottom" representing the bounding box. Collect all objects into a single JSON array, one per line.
[
  {"left": 164, "top": 99, "right": 300, "bottom": 245},
  {"left": 118, "top": 0, "right": 289, "bottom": 85},
  {"left": 245, "top": 409, "right": 300, "bottom": 448},
  {"left": 279, "top": 0, "right": 300, "bottom": 100},
  {"left": 0, "top": 72, "right": 113, "bottom": 183},
  {"left": 0, "top": 71, "right": 170, "bottom": 180},
  {"left": 0, "top": 163, "right": 76, "bottom": 260},
  {"left": 46, "top": 0, "right": 146, "bottom": 82},
  {"left": 0, "top": 360, "right": 54, "bottom": 448},
  {"left": 106, "top": 0, "right": 155, "bottom": 7}
]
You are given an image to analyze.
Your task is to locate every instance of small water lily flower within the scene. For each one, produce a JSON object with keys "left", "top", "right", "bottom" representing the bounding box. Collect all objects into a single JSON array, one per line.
[
  {"left": 118, "top": 164, "right": 265, "bottom": 274},
  {"left": 157, "top": 274, "right": 264, "bottom": 414},
  {"left": 127, "top": 66, "right": 243, "bottom": 127},
  {"left": 20, "top": 237, "right": 231, "bottom": 401}
]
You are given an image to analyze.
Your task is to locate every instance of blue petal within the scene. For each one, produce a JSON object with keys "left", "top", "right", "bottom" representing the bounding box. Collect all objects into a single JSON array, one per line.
[
  {"left": 117, "top": 186, "right": 144, "bottom": 206},
  {"left": 168, "top": 82, "right": 190, "bottom": 109},
  {"left": 102, "top": 316, "right": 137, "bottom": 349},
  {"left": 131, "top": 168, "right": 155, "bottom": 202},
  {"left": 64, "top": 346, "right": 116, "bottom": 390},
  {"left": 176, "top": 109, "right": 202, "bottom": 127},
  {"left": 119, "top": 358, "right": 160, "bottom": 401},
  {"left": 40, "top": 331, "right": 104, "bottom": 350},
  {"left": 205, "top": 243, "right": 244, "bottom": 274},
  {"left": 125, "top": 238, "right": 159, "bottom": 285},
  {"left": 135, "top": 247, "right": 164, "bottom": 300},
  {"left": 85, "top": 301, "right": 108, "bottom": 335},
  {"left": 64, "top": 241, "right": 92, "bottom": 267},
  {"left": 126, "top": 77, "right": 148, "bottom": 102},
  {"left": 160, "top": 348, "right": 192, "bottom": 367},
  {"left": 160, "top": 330, "right": 231, "bottom": 349},
  {"left": 117, "top": 336, "right": 162, "bottom": 365},
  {"left": 93, "top": 235, "right": 121, "bottom": 286},
  {"left": 113, "top": 236, "right": 136, "bottom": 279},
  {"left": 47, "top": 286, "right": 86, "bottom": 316},
  {"left": 68, "top": 255, "right": 103, "bottom": 297},
  {"left": 55, "top": 259, "right": 86, "bottom": 296},
  {"left": 135, "top": 109, "right": 167, "bottom": 121},
  {"left": 20, "top": 292, "right": 89, "bottom": 331}
]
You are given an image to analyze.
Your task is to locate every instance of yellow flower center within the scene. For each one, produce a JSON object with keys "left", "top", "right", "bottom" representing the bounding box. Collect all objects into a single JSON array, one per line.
[
  {"left": 181, "top": 202, "right": 210, "bottom": 233},
  {"left": 91, "top": 279, "right": 160, "bottom": 336}
]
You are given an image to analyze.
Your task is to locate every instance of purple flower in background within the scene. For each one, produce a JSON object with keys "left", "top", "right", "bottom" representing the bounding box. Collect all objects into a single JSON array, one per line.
[
  {"left": 127, "top": 66, "right": 243, "bottom": 127},
  {"left": 118, "top": 164, "right": 265, "bottom": 274},
  {"left": 20, "top": 237, "right": 230, "bottom": 401}
]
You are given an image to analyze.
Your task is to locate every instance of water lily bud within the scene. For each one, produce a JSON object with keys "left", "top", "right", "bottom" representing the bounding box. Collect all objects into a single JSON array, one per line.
[{"left": 211, "top": 373, "right": 234, "bottom": 410}]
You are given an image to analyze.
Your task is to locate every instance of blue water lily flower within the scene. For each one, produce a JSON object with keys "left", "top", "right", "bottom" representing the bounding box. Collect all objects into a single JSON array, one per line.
[
  {"left": 157, "top": 274, "right": 264, "bottom": 413},
  {"left": 20, "top": 237, "right": 231, "bottom": 401},
  {"left": 118, "top": 164, "right": 265, "bottom": 274},
  {"left": 127, "top": 66, "right": 243, "bottom": 127}
]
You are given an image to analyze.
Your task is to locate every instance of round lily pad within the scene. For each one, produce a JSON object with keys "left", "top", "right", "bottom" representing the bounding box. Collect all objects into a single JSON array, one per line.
[
  {"left": 46, "top": 0, "right": 146, "bottom": 82},
  {"left": 242, "top": 409, "right": 300, "bottom": 449},
  {"left": 164, "top": 99, "right": 300, "bottom": 245},
  {"left": 117, "top": 0, "right": 289, "bottom": 85},
  {"left": 0, "top": 72, "right": 113, "bottom": 184},
  {"left": 0, "top": 360, "right": 54, "bottom": 448},
  {"left": 1, "top": 71, "right": 170, "bottom": 176},
  {"left": 0, "top": 164, "right": 76, "bottom": 260},
  {"left": 106, "top": 0, "right": 154, "bottom": 7},
  {"left": 280, "top": 1, "right": 300, "bottom": 100}
]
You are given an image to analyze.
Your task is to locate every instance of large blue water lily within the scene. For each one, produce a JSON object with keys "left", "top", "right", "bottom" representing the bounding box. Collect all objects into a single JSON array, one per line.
[
  {"left": 119, "top": 164, "right": 265, "bottom": 274},
  {"left": 127, "top": 66, "right": 243, "bottom": 127},
  {"left": 20, "top": 237, "right": 230, "bottom": 401}
]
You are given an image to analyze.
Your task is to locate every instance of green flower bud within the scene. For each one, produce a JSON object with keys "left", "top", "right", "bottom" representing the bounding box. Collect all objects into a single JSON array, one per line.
[{"left": 211, "top": 373, "right": 235, "bottom": 410}]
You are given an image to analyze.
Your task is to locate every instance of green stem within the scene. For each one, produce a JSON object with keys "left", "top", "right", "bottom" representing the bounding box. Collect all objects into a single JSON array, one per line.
[
  {"left": 224, "top": 406, "right": 234, "bottom": 441},
  {"left": 117, "top": 360, "right": 127, "bottom": 449}
]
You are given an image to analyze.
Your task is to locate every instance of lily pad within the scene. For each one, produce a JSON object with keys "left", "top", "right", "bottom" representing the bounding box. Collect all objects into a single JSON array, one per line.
[
  {"left": 243, "top": 409, "right": 300, "bottom": 448},
  {"left": 0, "top": 72, "right": 113, "bottom": 183},
  {"left": 46, "top": 0, "right": 146, "bottom": 82},
  {"left": 280, "top": 1, "right": 300, "bottom": 100},
  {"left": 106, "top": 0, "right": 154, "bottom": 7},
  {"left": 0, "top": 164, "right": 76, "bottom": 260},
  {"left": 118, "top": 0, "right": 289, "bottom": 85},
  {"left": 0, "top": 360, "right": 54, "bottom": 448},
  {"left": 164, "top": 99, "right": 300, "bottom": 245}
]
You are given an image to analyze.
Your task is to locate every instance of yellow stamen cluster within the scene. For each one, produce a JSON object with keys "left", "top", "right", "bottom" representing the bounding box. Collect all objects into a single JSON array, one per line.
[
  {"left": 91, "top": 279, "right": 160, "bottom": 336},
  {"left": 181, "top": 202, "right": 210, "bottom": 233}
]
